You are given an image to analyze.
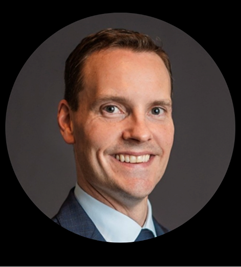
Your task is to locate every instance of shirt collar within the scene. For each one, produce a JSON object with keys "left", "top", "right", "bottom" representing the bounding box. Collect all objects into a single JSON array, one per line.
[{"left": 74, "top": 183, "right": 156, "bottom": 242}]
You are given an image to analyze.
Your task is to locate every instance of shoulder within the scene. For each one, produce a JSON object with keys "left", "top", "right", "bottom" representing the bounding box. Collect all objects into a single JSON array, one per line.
[
  {"left": 51, "top": 187, "right": 104, "bottom": 240},
  {"left": 51, "top": 187, "right": 86, "bottom": 227}
]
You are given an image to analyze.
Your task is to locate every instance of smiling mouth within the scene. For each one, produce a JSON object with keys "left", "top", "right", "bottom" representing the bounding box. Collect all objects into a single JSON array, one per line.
[{"left": 115, "top": 154, "right": 152, "bottom": 164}]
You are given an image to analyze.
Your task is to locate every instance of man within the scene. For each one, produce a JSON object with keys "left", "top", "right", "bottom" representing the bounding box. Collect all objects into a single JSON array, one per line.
[{"left": 52, "top": 28, "right": 174, "bottom": 242}]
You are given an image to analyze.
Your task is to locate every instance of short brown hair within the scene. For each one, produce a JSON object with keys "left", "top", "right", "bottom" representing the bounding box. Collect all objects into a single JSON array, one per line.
[{"left": 64, "top": 28, "right": 173, "bottom": 111}]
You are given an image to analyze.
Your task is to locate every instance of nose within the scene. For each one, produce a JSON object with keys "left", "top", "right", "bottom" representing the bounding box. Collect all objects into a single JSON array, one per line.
[{"left": 122, "top": 114, "right": 152, "bottom": 143}]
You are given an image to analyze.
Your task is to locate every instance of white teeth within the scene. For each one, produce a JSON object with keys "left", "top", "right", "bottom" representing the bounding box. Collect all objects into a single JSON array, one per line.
[
  {"left": 136, "top": 156, "right": 143, "bottom": 163},
  {"left": 115, "top": 154, "right": 151, "bottom": 163},
  {"left": 125, "top": 155, "right": 130, "bottom": 162},
  {"left": 120, "top": 155, "right": 125, "bottom": 162},
  {"left": 145, "top": 155, "right": 150, "bottom": 162},
  {"left": 130, "top": 155, "right": 136, "bottom": 163}
]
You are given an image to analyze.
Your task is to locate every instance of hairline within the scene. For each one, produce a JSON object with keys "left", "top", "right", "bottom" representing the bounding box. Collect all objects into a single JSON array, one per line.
[{"left": 64, "top": 29, "right": 173, "bottom": 111}]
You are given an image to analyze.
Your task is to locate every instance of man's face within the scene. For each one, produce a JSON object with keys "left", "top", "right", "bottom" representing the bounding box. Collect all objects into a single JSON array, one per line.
[{"left": 70, "top": 49, "right": 174, "bottom": 202}]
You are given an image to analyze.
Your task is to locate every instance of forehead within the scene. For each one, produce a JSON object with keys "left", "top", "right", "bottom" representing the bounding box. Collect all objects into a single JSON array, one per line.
[
  {"left": 84, "top": 48, "right": 169, "bottom": 76},
  {"left": 82, "top": 48, "right": 171, "bottom": 100}
]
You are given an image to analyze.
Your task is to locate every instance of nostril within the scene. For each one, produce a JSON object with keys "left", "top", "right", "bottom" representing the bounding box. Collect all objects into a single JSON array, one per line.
[
  {"left": 122, "top": 129, "right": 152, "bottom": 142},
  {"left": 121, "top": 115, "right": 153, "bottom": 142}
]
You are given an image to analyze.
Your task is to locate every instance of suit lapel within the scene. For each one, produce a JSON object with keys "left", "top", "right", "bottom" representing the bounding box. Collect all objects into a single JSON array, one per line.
[{"left": 53, "top": 188, "right": 106, "bottom": 242}]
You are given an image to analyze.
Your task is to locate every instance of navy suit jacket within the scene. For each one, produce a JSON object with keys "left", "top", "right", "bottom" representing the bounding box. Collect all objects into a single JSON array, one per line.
[{"left": 52, "top": 187, "right": 168, "bottom": 241}]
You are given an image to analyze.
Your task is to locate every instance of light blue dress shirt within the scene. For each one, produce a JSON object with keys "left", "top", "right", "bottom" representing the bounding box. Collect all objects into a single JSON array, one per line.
[{"left": 74, "top": 183, "right": 156, "bottom": 242}]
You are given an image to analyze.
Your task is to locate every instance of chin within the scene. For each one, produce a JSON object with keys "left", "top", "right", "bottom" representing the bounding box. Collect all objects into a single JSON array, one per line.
[{"left": 117, "top": 178, "right": 157, "bottom": 200}]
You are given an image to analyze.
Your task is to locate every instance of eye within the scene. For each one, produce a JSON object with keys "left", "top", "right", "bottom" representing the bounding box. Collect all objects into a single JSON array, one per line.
[
  {"left": 103, "top": 105, "right": 121, "bottom": 113},
  {"left": 151, "top": 107, "right": 165, "bottom": 115}
]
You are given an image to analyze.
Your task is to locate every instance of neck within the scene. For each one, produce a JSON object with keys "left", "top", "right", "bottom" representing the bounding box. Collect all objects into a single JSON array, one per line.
[{"left": 77, "top": 180, "right": 148, "bottom": 227}]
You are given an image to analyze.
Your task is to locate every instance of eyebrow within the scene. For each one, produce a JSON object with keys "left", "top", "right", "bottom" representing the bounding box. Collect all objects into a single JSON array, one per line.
[
  {"left": 150, "top": 100, "right": 173, "bottom": 108},
  {"left": 90, "top": 95, "right": 172, "bottom": 110}
]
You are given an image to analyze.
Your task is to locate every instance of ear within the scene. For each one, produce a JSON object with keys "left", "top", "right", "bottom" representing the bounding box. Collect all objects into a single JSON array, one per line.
[{"left": 57, "top": 100, "right": 75, "bottom": 144}]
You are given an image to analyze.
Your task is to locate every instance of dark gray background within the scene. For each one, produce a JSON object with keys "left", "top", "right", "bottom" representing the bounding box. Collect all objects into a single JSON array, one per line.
[{"left": 5, "top": 13, "right": 235, "bottom": 231}]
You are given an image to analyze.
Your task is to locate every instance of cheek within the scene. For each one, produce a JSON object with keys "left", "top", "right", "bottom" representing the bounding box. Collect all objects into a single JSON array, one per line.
[
  {"left": 79, "top": 120, "right": 121, "bottom": 153},
  {"left": 155, "top": 122, "right": 175, "bottom": 152},
  {"left": 166, "top": 124, "right": 175, "bottom": 148}
]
